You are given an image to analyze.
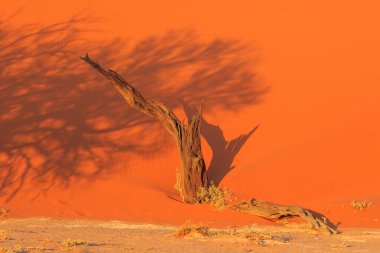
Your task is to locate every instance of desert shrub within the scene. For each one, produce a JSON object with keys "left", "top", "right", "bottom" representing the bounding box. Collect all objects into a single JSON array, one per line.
[
  {"left": 197, "top": 182, "right": 231, "bottom": 210},
  {"left": 351, "top": 200, "right": 373, "bottom": 211}
]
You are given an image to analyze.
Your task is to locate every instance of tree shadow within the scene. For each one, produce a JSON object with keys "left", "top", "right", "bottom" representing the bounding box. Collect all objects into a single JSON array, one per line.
[
  {"left": 0, "top": 12, "right": 269, "bottom": 201},
  {"left": 182, "top": 101, "right": 260, "bottom": 186}
]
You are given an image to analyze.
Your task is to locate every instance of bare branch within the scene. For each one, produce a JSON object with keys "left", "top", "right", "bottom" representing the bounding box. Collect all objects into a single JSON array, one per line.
[
  {"left": 80, "top": 54, "right": 180, "bottom": 136},
  {"left": 232, "top": 199, "right": 338, "bottom": 235}
]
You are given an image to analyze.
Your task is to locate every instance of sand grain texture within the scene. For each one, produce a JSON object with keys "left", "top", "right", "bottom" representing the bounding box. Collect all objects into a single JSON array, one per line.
[{"left": 0, "top": 219, "right": 379, "bottom": 253}]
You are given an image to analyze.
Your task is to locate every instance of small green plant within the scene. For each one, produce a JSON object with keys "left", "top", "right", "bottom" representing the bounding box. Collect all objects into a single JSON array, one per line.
[{"left": 197, "top": 182, "right": 231, "bottom": 210}]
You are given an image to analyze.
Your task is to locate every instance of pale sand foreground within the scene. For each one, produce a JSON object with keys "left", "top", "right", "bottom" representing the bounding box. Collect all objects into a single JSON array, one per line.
[{"left": 0, "top": 218, "right": 379, "bottom": 253}]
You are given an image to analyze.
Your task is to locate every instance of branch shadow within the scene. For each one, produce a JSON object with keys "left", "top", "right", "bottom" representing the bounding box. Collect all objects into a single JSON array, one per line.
[
  {"left": 0, "top": 12, "right": 269, "bottom": 200},
  {"left": 183, "top": 101, "right": 259, "bottom": 186}
]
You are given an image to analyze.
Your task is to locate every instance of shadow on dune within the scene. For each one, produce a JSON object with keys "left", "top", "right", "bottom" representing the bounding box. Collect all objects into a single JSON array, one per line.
[
  {"left": 0, "top": 12, "right": 268, "bottom": 201},
  {"left": 182, "top": 101, "right": 260, "bottom": 186}
]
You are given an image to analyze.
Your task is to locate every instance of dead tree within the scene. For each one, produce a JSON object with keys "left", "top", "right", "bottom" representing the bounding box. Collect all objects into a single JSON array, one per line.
[
  {"left": 81, "top": 54, "right": 207, "bottom": 203},
  {"left": 81, "top": 54, "right": 338, "bottom": 234}
]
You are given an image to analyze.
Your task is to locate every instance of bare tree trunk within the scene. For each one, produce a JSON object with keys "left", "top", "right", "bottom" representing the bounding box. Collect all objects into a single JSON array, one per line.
[
  {"left": 175, "top": 113, "right": 208, "bottom": 202},
  {"left": 81, "top": 54, "right": 207, "bottom": 203}
]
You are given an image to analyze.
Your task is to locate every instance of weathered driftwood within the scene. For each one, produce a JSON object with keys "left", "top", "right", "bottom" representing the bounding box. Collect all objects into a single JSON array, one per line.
[
  {"left": 232, "top": 199, "right": 338, "bottom": 234},
  {"left": 81, "top": 54, "right": 208, "bottom": 203}
]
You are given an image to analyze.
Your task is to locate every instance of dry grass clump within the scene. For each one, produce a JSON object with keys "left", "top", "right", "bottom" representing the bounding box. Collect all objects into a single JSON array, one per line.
[
  {"left": 215, "top": 225, "right": 291, "bottom": 246},
  {"left": 175, "top": 223, "right": 290, "bottom": 247},
  {"left": 0, "top": 245, "right": 47, "bottom": 253},
  {"left": 61, "top": 239, "right": 86, "bottom": 250},
  {"left": 175, "top": 223, "right": 210, "bottom": 237},
  {"left": 351, "top": 200, "right": 373, "bottom": 211},
  {"left": 329, "top": 242, "right": 351, "bottom": 248},
  {"left": 0, "top": 229, "right": 9, "bottom": 241},
  {"left": 0, "top": 208, "right": 9, "bottom": 219},
  {"left": 197, "top": 183, "right": 232, "bottom": 210},
  {"left": 242, "top": 229, "right": 290, "bottom": 246},
  {"left": 0, "top": 248, "right": 15, "bottom": 253},
  {"left": 0, "top": 245, "right": 28, "bottom": 253}
]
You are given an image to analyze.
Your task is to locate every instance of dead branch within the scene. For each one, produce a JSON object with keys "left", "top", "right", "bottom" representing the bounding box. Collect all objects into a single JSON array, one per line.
[{"left": 232, "top": 199, "right": 338, "bottom": 234}]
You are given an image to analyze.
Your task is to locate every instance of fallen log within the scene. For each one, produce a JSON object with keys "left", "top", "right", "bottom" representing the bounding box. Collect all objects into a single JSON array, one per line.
[{"left": 232, "top": 198, "right": 338, "bottom": 234}]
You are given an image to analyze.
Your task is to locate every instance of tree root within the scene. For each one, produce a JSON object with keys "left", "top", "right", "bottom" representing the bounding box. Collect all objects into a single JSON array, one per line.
[{"left": 231, "top": 199, "right": 338, "bottom": 235}]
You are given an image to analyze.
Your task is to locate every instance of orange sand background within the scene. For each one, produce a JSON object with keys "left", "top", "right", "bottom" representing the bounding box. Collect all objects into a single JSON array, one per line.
[{"left": 1, "top": 0, "right": 379, "bottom": 228}]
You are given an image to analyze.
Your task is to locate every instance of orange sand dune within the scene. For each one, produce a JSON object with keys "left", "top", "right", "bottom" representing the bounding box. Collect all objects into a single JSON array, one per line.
[{"left": 1, "top": 0, "right": 379, "bottom": 228}]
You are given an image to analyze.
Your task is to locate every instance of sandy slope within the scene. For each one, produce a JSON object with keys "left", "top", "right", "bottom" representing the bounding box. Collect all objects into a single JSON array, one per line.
[
  {"left": 0, "top": 218, "right": 380, "bottom": 253},
  {"left": 1, "top": 0, "right": 379, "bottom": 229}
]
